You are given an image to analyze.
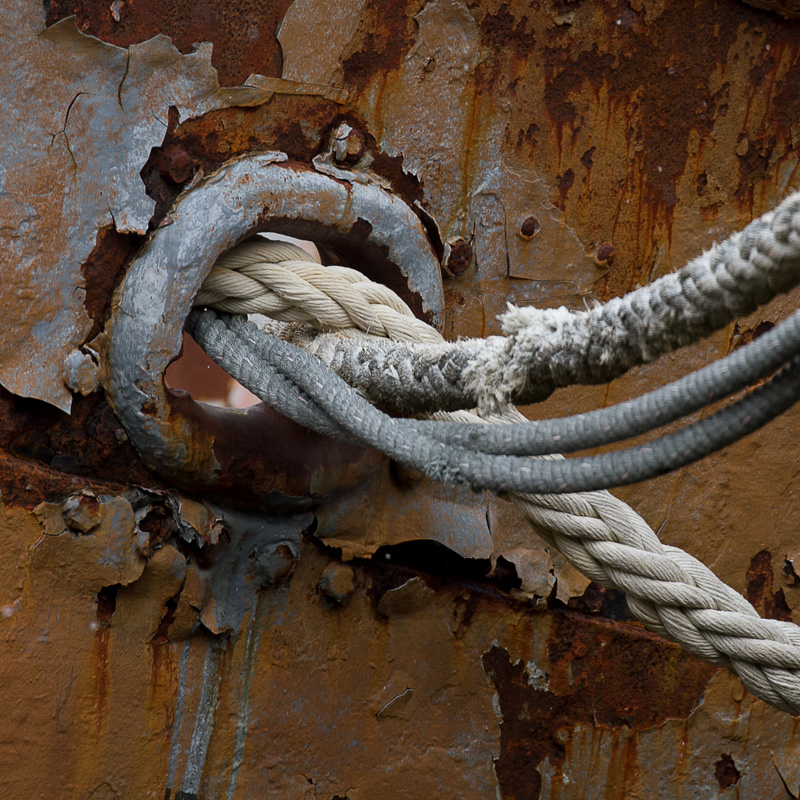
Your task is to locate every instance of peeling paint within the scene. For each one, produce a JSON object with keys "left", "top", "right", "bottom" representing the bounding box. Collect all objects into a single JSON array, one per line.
[
  {"left": 2, "top": 0, "right": 800, "bottom": 796},
  {"left": 0, "top": 1, "right": 271, "bottom": 410}
]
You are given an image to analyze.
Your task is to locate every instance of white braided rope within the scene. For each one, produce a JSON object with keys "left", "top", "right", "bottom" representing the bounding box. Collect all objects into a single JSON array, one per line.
[{"left": 196, "top": 239, "right": 800, "bottom": 714}]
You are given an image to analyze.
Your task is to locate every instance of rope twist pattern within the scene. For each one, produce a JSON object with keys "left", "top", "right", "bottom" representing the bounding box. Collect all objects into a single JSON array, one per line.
[
  {"left": 196, "top": 240, "right": 443, "bottom": 344},
  {"left": 198, "top": 193, "right": 800, "bottom": 415},
  {"left": 189, "top": 196, "right": 800, "bottom": 714}
]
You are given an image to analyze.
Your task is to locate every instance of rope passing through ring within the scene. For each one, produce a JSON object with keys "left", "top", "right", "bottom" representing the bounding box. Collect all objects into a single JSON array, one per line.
[{"left": 187, "top": 194, "right": 800, "bottom": 715}]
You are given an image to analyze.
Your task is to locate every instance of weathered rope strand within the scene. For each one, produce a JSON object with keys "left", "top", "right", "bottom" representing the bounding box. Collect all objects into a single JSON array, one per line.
[
  {"left": 197, "top": 192, "right": 800, "bottom": 414},
  {"left": 186, "top": 197, "right": 800, "bottom": 714},
  {"left": 190, "top": 309, "right": 800, "bottom": 494},
  {"left": 197, "top": 240, "right": 443, "bottom": 344},
  {"left": 187, "top": 308, "right": 800, "bottom": 714}
]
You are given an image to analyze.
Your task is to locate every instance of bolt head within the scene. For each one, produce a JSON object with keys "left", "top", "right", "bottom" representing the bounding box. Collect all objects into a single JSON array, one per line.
[
  {"left": 250, "top": 544, "right": 296, "bottom": 587},
  {"left": 319, "top": 563, "right": 356, "bottom": 605},
  {"left": 519, "top": 216, "right": 540, "bottom": 239},
  {"left": 332, "top": 123, "right": 365, "bottom": 166}
]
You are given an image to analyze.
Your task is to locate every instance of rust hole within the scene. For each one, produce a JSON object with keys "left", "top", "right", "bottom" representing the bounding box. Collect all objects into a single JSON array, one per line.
[
  {"left": 714, "top": 753, "right": 741, "bottom": 790},
  {"left": 363, "top": 539, "right": 522, "bottom": 610},
  {"left": 95, "top": 584, "right": 119, "bottom": 625}
]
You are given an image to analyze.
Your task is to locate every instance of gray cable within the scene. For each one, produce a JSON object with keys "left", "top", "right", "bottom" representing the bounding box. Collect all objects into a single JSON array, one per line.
[{"left": 187, "top": 310, "right": 800, "bottom": 495}]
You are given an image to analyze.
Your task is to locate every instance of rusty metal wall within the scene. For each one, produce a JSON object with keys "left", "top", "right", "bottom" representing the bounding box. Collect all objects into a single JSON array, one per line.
[{"left": 1, "top": 0, "right": 800, "bottom": 797}]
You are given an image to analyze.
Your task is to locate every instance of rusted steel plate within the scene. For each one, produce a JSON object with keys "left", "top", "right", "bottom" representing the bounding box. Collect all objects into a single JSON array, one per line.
[
  {"left": 1, "top": 0, "right": 800, "bottom": 798},
  {"left": 0, "top": 2, "right": 271, "bottom": 411},
  {"left": 1, "top": 503, "right": 799, "bottom": 798}
]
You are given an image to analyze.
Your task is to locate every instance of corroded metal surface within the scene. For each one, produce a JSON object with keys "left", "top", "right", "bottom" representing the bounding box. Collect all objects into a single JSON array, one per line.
[
  {"left": 1, "top": 0, "right": 800, "bottom": 797},
  {"left": 0, "top": 5, "right": 272, "bottom": 411}
]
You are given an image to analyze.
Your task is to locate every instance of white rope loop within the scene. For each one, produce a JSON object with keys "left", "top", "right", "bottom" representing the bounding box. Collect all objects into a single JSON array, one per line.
[{"left": 192, "top": 229, "right": 800, "bottom": 715}]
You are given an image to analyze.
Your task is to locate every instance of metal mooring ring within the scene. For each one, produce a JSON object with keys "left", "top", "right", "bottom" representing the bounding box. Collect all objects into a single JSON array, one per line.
[{"left": 104, "top": 152, "right": 445, "bottom": 509}]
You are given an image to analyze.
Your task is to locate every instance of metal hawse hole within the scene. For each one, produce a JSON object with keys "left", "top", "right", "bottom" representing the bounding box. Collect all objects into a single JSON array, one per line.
[
  {"left": 165, "top": 233, "right": 321, "bottom": 409},
  {"left": 104, "top": 155, "right": 444, "bottom": 510}
]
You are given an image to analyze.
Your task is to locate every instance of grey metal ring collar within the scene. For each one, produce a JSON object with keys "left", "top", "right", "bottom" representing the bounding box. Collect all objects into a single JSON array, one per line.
[{"left": 103, "top": 152, "right": 445, "bottom": 508}]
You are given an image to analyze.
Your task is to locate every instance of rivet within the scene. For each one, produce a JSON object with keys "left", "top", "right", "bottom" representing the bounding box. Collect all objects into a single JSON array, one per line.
[
  {"left": 250, "top": 544, "right": 296, "bottom": 587},
  {"left": 319, "top": 563, "right": 356, "bottom": 605},
  {"left": 332, "top": 123, "right": 366, "bottom": 166},
  {"left": 596, "top": 241, "right": 615, "bottom": 265},
  {"left": 520, "top": 216, "right": 540, "bottom": 239},
  {"left": 444, "top": 238, "right": 474, "bottom": 275}
]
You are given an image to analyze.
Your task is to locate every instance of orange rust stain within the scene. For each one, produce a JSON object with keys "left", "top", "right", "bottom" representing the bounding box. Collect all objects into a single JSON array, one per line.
[
  {"left": 338, "top": 0, "right": 426, "bottom": 92},
  {"left": 149, "top": 640, "right": 172, "bottom": 691},
  {"left": 746, "top": 550, "right": 794, "bottom": 622},
  {"left": 462, "top": 0, "right": 800, "bottom": 301},
  {"left": 483, "top": 606, "right": 716, "bottom": 799},
  {"left": 90, "top": 585, "right": 118, "bottom": 734},
  {"left": 91, "top": 624, "right": 111, "bottom": 734},
  {"left": 620, "top": 734, "right": 639, "bottom": 798}
]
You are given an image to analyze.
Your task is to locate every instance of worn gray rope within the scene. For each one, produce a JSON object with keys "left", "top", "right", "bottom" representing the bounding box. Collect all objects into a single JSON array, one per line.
[
  {"left": 198, "top": 191, "right": 800, "bottom": 416},
  {"left": 187, "top": 308, "right": 800, "bottom": 714},
  {"left": 191, "top": 232, "right": 800, "bottom": 493},
  {"left": 467, "top": 189, "right": 800, "bottom": 410},
  {"left": 393, "top": 312, "right": 800, "bottom": 456},
  {"left": 189, "top": 309, "right": 800, "bottom": 494},
  {"left": 198, "top": 238, "right": 800, "bottom": 456}
]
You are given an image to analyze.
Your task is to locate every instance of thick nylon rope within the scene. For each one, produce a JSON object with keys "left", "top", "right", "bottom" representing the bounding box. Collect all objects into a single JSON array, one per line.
[
  {"left": 196, "top": 192, "right": 800, "bottom": 415},
  {"left": 196, "top": 240, "right": 443, "bottom": 345},
  {"left": 198, "top": 239, "right": 800, "bottom": 456},
  {"left": 187, "top": 306, "right": 800, "bottom": 715},
  {"left": 198, "top": 241, "right": 800, "bottom": 493}
]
